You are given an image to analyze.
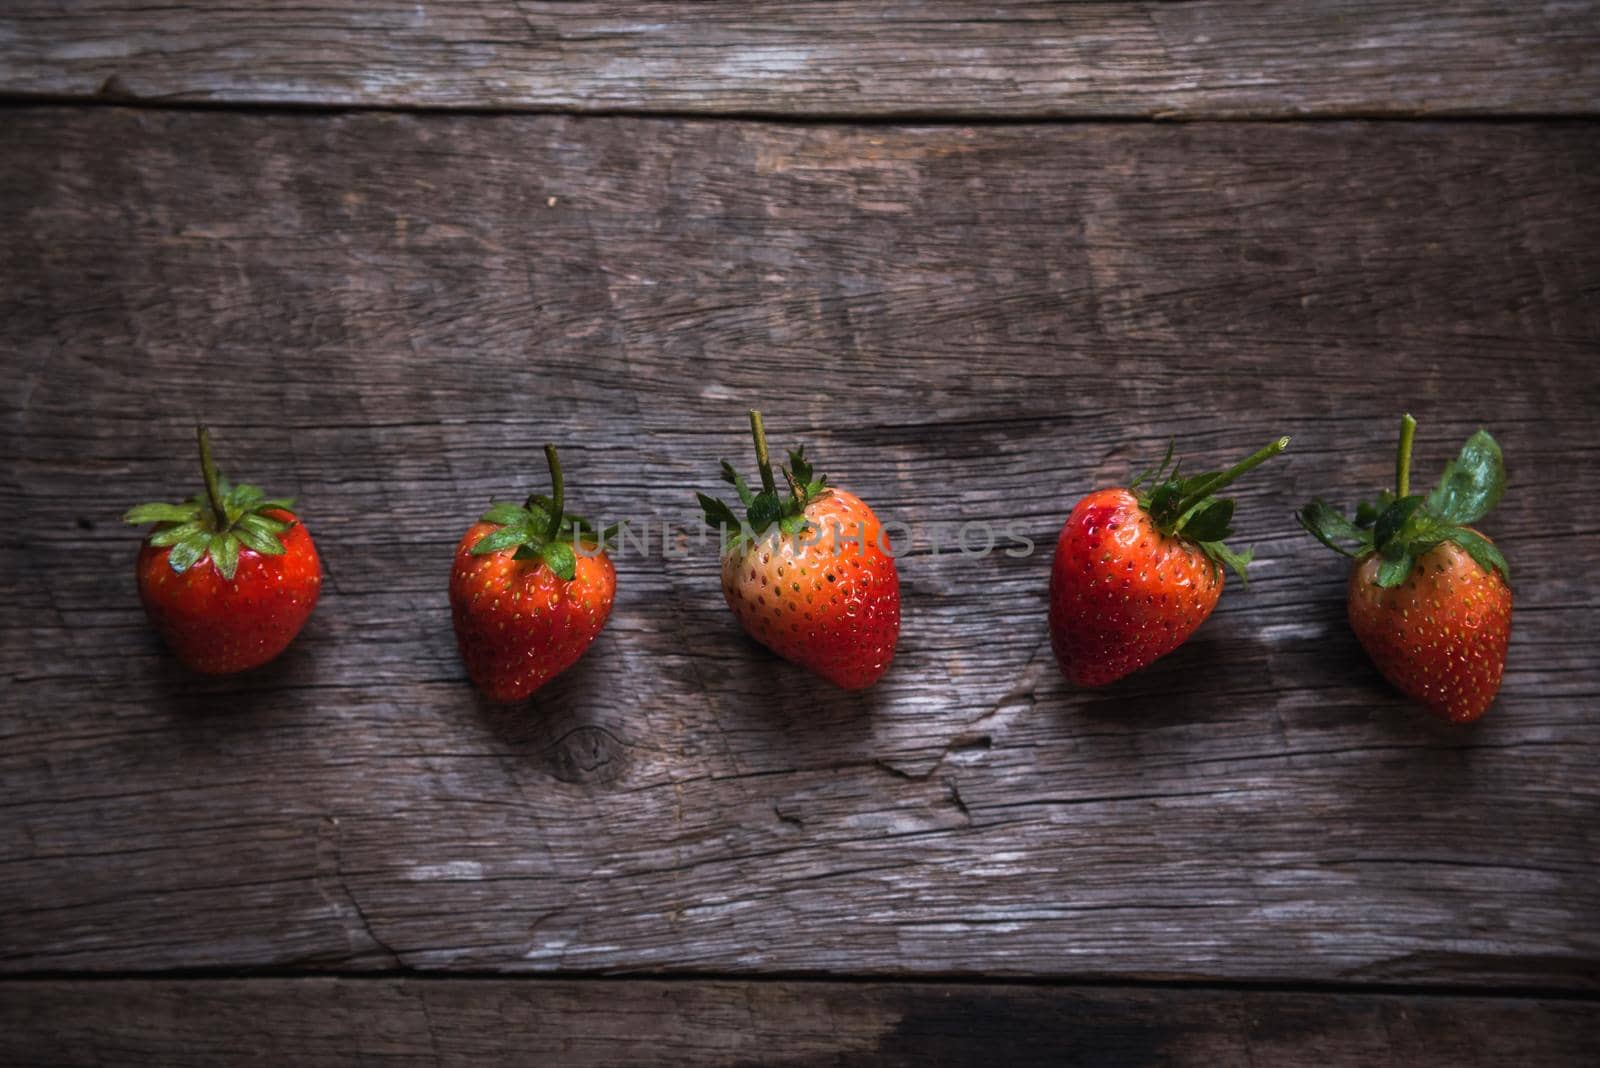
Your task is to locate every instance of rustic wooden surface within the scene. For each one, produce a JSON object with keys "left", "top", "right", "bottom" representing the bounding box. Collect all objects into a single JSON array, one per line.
[
  {"left": 4, "top": 110, "right": 1598, "bottom": 994},
  {"left": 5, "top": 0, "right": 1600, "bottom": 1053},
  {"left": 3, "top": 979, "right": 1597, "bottom": 1067},
  {"left": 3, "top": 1, "right": 1599, "bottom": 118}
]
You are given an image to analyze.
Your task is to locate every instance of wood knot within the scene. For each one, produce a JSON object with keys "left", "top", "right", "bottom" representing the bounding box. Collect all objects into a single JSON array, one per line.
[
  {"left": 546, "top": 724, "right": 629, "bottom": 785},
  {"left": 97, "top": 75, "right": 135, "bottom": 100}
]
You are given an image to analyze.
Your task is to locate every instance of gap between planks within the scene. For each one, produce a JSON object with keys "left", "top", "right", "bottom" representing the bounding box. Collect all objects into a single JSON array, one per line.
[
  {"left": 2, "top": 969, "right": 1600, "bottom": 1003},
  {"left": 6, "top": 92, "right": 1600, "bottom": 126}
]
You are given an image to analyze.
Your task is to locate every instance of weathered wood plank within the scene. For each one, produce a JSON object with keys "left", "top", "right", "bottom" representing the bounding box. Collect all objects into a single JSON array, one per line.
[
  {"left": 2, "top": 1, "right": 1598, "bottom": 117},
  {"left": 2, "top": 110, "right": 1598, "bottom": 984},
  {"left": 1, "top": 979, "right": 1596, "bottom": 1066}
]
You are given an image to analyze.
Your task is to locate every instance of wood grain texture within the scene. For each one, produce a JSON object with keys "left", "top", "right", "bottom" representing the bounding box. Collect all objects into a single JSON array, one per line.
[
  {"left": 2, "top": 109, "right": 1598, "bottom": 985},
  {"left": 2, "top": 979, "right": 1597, "bottom": 1067},
  {"left": 2, "top": 1, "right": 1598, "bottom": 118}
]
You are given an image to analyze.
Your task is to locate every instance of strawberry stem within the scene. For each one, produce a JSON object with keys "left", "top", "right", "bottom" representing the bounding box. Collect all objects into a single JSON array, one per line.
[
  {"left": 1172, "top": 436, "right": 1291, "bottom": 517},
  {"left": 543, "top": 443, "right": 564, "bottom": 538},
  {"left": 196, "top": 425, "right": 228, "bottom": 528},
  {"left": 1395, "top": 412, "right": 1416, "bottom": 499},
  {"left": 749, "top": 409, "right": 777, "bottom": 496}
]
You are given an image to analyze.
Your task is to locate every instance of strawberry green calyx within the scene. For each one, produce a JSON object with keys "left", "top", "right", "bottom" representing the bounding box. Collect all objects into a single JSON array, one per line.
[
  {"left": 1297, "top": 414, "right": 1509, "bottom": 588},
  {"left": 1130, "top": 434, "right": 1290, "bottom": 583},
  {"left": 697, "top": 409, "right": 830, "bottom": 549},
  {"left": 122, "top": 426, "right": 297, "bottom": 582},
  {"left": 470, "top": 443, "right": 612, "bottom": 582}
]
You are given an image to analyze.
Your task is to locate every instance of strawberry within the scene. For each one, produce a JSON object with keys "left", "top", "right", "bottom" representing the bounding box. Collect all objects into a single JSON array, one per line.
[
  {"left": 1049, "top": 436, "right": 1289, "bottom": 687},
  {"left": 450, "top": 444, "right": 616, "bottom": 703},
  {"left": 123, "top": 426, "right": 321, "bottom": 674},
  {"left": 1299, "top": 414, "right": 1511, "bottom": 723},
  {"left": 698, "top": 411, "right": 899, "bottom": 690}
]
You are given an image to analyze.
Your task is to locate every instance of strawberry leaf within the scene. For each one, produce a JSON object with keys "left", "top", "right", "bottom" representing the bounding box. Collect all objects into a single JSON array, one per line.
[
  {"left": 787, "top": 447, "right": 813, "bottom": 488},
  {"left": 540, "top": 541, "right": 577, "bottom": 582},
  {"left": 240, "top": 512, "right": 292, "bottom": 535},
  {"left": 1133, "top": 436, "right": 1288, "bottom": 585},
  {"left": 471, "top": 524, "right": 534, "bottom": 555},
  {"left": 1175, "top": 471, "right": 1221, "bottom": 499},
  {"left": 466, "top": 446, "right": 603, "bottom": 571},
  {"left": 560, "top": 515, "right": 596, "bottom": 538},
  {"left": 698, "top": 492, "right": 741, "bottom": 532},
  {"left": 720, "top": 461, "right": 755, "bottom": 507},
  {"left": 1373, "top": 495, "right": 1427, "bottom": 551},
  {"left": 1300, "top": 419, "right": 1510, "bottom": 592},
  {"left": 148, "top": 521, "right": 205, "bottom": 548},
  {"left": 233, "top": 521, "right": 287, "bottom": 556},
  {"left": 229, "top": 483, "right": 265, "bottom": 511},
  {"left": 1353, "top": 490, "right": 1395, "bottom": 528},
  {"left": 747, "top": 492, "right": 783, "bottom": 530},
  {"left": 166, "top": 533, "right": 209, "bottom": 574},
  {"left": 481, "top": 502, "right": 529, "bottom": 526},
  {"left": 1296, "top": 499, "right": 1371, "bottom": 558},
  {"left": 1427, "top": 430, "right": 1504, "bottom": 525},
  {"left": 1198, "top": 540, "right": 1254, "bottom": 585},
  {"left": 1180, "top": 499, "right": 1234, "bottom": 543},
  {"left": 210, "top": 532, "right": 240, "bottom": 580},
  {"left": 1375, "top": 545, "right": 1415, "bottom": 588},
  {"left": 778, "top": 514, "right": 810, "bottom": 537},
  {"left": 701, "top": 416, "right": 837, "bottom": 551},
  {"left": 124, "top": 428, "right": 300, "bottom": 562},
  {"left": 1146, "top": 482, "right": 1182, "bottom": 527},
  {"left": 1129, "top": 439, "right": 1175, "bottom": 492},
  {"left": 1444, "top": 526, "right": 1511, "bottom": 583},
  {"left": 123, "top": 502, "right": 202, "bottom": 525}
]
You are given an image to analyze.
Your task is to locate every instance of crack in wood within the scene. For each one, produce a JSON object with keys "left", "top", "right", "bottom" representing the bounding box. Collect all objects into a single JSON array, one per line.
[{"left": 318, "top": 817, "right": 403, "bottom": 970}]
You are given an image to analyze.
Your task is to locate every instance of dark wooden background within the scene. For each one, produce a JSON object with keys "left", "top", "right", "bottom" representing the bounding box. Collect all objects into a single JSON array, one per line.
[{"left": 3, "top": 3, "right": 1598, "bottom": 1065}]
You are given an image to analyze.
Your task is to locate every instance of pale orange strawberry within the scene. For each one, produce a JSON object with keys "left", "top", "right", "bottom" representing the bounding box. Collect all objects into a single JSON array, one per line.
[{"left": 699, "top": 412, "right": 899, "bottom": 689}]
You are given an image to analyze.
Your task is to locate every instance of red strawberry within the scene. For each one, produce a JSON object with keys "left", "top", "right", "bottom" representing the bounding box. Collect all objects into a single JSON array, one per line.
[
  {"left": 123, "top": 427, "right": 321, "bottom": 674},
  {"left": 1050, "top": 436, "right": 1289, "bottom": 687},
  {"left": 450, "top": 444, "right": 616, "bottom": 703},
  {"left": 1300, "top": 415, "right": 1511, "bottom": 723},
  {"left": 698, "top": 411, "right": 899, "bottom": 689}
]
